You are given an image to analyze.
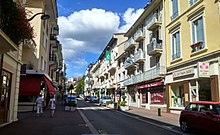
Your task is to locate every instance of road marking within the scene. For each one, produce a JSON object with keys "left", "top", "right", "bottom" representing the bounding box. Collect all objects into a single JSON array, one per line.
[{"left": 78, "top": 109, "right": 99, "bottom": 134}]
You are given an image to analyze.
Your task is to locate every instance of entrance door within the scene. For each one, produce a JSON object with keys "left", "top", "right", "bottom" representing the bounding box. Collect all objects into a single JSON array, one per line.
[
  {"left": 0, "top": 71, "right": 12, "bottom": 124},
  {"left": 199, "top": 79, "right": 211, "bottom": 101}
]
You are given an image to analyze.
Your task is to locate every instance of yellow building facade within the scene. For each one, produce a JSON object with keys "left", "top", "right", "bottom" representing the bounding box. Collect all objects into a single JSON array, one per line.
[{"left": 164, "top": 0, "right": 220, "bottom": 113}]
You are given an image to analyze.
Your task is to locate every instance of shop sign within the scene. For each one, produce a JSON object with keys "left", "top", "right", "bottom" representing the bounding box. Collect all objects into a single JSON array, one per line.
[
  {"left": 137, "top": 81, "right": 163, "bottom": 89},
  {"left": 151, "top": 91, "right": 164, "bottom": 104},
  {"left": 197, "top": 62, "right": 209, "bottom": 78},
  {"left": 173, "top": 68, "right": 194, "bottom": 78}
]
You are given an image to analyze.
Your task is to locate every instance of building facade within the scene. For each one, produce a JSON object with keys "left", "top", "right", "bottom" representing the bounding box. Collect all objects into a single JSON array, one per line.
[
  {"left": 164, "top": 0, "right": 220, "bottom": 113},
  {"left": 123, "top": 0, "right": 166, "bottom": 110}
]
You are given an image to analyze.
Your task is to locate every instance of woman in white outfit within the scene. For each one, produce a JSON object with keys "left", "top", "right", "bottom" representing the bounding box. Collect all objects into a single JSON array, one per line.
[
  {"left": 36, "top": 94, "right": 44, "bottom": 116},
  {"left": 49, "top": 95, "right": 56, "bottom": 117}
]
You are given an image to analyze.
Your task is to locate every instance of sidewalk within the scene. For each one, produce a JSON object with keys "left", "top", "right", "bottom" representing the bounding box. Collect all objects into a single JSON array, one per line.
[
  {"left": 0, "top": 102, "right": 91, "bottom": 135},
  {"left": 121, "top": 106, "right": 180, "bottom": 127}
]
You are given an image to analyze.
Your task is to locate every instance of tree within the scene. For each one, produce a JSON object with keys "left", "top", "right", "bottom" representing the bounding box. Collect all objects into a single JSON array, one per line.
[{"left": 75, "top": 77, "right": 85, "bottom": 94}]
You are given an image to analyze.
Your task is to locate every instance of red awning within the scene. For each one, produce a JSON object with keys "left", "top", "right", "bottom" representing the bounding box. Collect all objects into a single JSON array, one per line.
[
  {"left": 43, "top": 76, "right": 56, "bottom": 95},
  {"left": 19, "top": 75, "right": 42, "bottom": 96}
]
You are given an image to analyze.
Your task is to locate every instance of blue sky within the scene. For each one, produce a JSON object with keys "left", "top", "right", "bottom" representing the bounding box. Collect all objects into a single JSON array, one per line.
[{"left": 57, "top": 0, "right": 149, "bottom": 78}]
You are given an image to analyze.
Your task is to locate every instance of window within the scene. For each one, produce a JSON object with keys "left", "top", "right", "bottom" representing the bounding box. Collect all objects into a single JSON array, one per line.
[
  {"left": 171, "top": 0, "right": 179, "bottom": 20},
  {"left": 189, "top": 0, "right": 198, "bottom": 6},
  {"left": 171, "top": 31, "right": 181, "bottom": 60},
  {"left": 191, "top": 16, "right": 205, "bottom": 53}
]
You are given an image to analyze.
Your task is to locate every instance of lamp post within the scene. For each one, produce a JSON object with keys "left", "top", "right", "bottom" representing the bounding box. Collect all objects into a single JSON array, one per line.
[{"left": 28, "top": 12, "right": 50, "bottom": 21}]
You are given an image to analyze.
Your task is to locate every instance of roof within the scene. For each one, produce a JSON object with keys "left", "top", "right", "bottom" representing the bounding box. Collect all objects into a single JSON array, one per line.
[{"left": 190, "top": 101, "right": 220, "bottom": 105}]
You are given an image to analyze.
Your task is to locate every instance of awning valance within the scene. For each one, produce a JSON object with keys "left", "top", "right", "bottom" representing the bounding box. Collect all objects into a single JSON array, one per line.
[{"left": 43, "top": 76, "right": 56, "bottom": 95}]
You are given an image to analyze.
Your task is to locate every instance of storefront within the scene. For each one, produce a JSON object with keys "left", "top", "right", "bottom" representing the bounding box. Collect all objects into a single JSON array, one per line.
[
  {"left": 18, "top": 73, "right": 56, "bottom": 112},
  {"left": 166, "top": 61, "right": 219, "bottom": 114},
  {"left": 137, "top": 81, "right": 166, "bottom": 110}
]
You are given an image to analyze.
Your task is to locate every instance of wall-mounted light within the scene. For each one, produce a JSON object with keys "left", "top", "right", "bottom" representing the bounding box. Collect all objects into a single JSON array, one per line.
[{"left": 28, "top": 12, "right": 50, "bottom": 21}]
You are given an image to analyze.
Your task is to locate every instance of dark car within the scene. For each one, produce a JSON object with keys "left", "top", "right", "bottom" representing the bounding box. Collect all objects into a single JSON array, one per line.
[
  {"left": 84, "top": 96, "right": 91, "bottom": 101},
  {"left": 90, "top": 96, "right": 99, "bottom": 103},
  {"left": 179, "top": 101, "right": 220, "bottom": 134}
]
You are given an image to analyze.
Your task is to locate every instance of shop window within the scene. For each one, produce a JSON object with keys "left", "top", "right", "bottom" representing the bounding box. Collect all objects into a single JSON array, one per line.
[
  {"left": 171, "top": 85, "right": 184, "bottom": 107},
  {"left": 131, "top": 94, "right": 136, "bottom": 103}
]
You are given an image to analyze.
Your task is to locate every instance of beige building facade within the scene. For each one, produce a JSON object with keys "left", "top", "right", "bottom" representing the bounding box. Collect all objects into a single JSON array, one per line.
[{"left": 164, "top": 0, "right": 220, "bottom": 113}]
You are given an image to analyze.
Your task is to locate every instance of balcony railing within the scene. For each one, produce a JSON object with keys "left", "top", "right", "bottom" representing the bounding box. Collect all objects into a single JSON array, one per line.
[
  {"left": 124, "top": 66, "right": 165, "bottom": 86},
  {"left": 124, "top": 55, "right": 135, "bottom": 69},
  {"left": 134, "top": 28, "right": 145, "bottom": 42},
  {"left": 134, "top": 49, "right": 145, "bottom": 63},
  {"left": 147, "top": 38, "right": 162, "bottom": 56},
  {"left": 147, "top": 13, "right": 162, "bottom": 31},
  {"left": 125, "top": 38, "right": 137, "bottom": 50}
]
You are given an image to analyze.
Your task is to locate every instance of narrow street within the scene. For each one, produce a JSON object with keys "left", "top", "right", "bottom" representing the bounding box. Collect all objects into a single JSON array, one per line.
[{"left": 78, "top": 99, "right": 184, "bottom": 135}]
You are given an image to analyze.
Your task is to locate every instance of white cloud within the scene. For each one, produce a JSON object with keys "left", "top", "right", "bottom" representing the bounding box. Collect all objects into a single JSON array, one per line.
[
  {"left": 58, "top": 8, "right": 143, "bottom": 77},
  {"left": 118, "top": 8, "right": 144, "bottom": 32}
]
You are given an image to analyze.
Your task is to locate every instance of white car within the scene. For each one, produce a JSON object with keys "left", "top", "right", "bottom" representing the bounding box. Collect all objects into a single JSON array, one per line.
[{"left": 99, "top": 96, "right": 111, "bottom": 106}]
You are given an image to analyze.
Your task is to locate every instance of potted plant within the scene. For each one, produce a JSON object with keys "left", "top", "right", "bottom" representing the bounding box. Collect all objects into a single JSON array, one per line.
[
  {"left": 108, "top": 100, "right": 114, "bottom": 109},
  {"left": 119, "top": 101, "right": 129, "bottom": 111}
]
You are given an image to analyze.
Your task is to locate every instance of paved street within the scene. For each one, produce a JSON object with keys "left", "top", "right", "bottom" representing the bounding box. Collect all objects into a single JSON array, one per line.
[{"left": 0, "top": 99, "right": 202, "bottom": 135}]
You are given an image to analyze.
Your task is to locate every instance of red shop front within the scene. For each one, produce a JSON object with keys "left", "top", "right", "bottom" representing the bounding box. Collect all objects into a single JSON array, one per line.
[{"left": 137, "top": 81, "right": 165, "bottom": 105}]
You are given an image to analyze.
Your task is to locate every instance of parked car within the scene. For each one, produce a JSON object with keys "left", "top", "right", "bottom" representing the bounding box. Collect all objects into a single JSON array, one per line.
[
  {"left": 84, "top": 96, "right": 91, "bottom": 102},
  {"left": 65, "top": 94, "right": 77, "bottom": 105},
  {"left": 90, "top": 96, "right": 99, "bottom": 103},
  {"left": 99, "top": 96, "right": 111, "bottom": 106},
  {"left": 179, "top": 101, "right": 220, "bottom": 134}
]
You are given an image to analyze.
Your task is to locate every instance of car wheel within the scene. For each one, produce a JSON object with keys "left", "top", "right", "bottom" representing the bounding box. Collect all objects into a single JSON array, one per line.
[{"left": 180, "top": 119, "right": 190, "bottom": 133}]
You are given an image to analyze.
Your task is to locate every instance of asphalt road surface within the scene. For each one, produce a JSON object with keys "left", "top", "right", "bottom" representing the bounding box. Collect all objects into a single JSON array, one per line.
[{"left": 78, "top": 99, "right": 183, "bottom": 135}]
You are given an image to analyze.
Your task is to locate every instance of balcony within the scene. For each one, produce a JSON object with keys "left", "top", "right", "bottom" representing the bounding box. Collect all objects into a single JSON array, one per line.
[
  {"left": 52, "top": 41, "right": 59, "bottom": 52},
  {"left": 147, "top": 13, "right": 162, "bottom": 31},
  {"left": 147, "top": 39, "right": 163, "bottom": 56},
  {"left": 125, "top": 38, "right": 137, "bottom": 51},
  {"left": 124, "top": 66, "right": 166, "bottom": 86},
  {"left": 134, "top": 49, "right": 145, "bottom": 63},
  {"left": 108, "top": 62, "right": 117, "bottom": 72},
  {"left": 22, "top": 39, "right": 35, "bottom": 49},
  {"left": 134, "top": 28, "right": 145, "bottom": 42},
  {"left": 53, "top": 25, "right": 59, "bottom": 36},
  {"left": 124, "top": 55, "right": 135, "bottom": 69}
]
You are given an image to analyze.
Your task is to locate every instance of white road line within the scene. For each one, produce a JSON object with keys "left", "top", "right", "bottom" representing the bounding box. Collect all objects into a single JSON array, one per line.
[{"left": 78, "top": 109, "right": 99, "bottom": 134}]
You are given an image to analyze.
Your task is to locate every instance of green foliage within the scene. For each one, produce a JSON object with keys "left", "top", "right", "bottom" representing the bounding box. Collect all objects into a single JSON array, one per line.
[
  {"left": 120, "top": 101, "right": 126, "bottom": 106},
  {"left": 0, "top": 0, "right": 34, "bottom": 45},
  {"left": 106, "top": 100, "right": 113, "bottom": 105},
  {"left": 76, "top": 76, "right": 85, "bottom": 94}
]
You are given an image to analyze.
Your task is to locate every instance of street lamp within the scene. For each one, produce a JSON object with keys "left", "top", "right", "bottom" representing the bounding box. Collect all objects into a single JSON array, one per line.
[{"left": 28, "top": 12, "right": 50, "bottom": 21}]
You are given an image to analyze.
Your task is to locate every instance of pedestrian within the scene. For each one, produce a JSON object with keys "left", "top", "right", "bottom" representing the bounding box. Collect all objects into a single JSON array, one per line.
[
  {"left": 36, "top": 94, "right": 44, "bottom": 117},
  {"left": 45, "top": 94, "right": 50, "bottom": 109},
  {"left": 48, "top": 94, "right": 56, "bottom": 117}
]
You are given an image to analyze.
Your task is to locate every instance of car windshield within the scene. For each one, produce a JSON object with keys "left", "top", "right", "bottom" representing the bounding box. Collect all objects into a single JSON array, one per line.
[
  {"left": 91, "top": 96, "right": 97, "bottom": 98},
  {"left": 215, "top": 104, "right": 220, "bottom": 115}
]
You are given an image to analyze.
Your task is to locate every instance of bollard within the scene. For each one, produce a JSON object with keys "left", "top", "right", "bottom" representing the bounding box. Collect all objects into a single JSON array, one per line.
[{"left": 158, "top": 108, "right": 161, "bottom": 116}]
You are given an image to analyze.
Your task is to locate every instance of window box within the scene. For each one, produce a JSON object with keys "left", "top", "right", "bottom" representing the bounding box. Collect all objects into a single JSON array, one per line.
[{"left": 190, "top": 41, "right": 203, "bottom": 48}]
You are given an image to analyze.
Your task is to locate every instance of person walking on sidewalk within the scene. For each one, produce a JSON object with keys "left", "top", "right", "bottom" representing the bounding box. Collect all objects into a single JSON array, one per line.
[
  {"left": 49, "top": 94, "right": 56, "bottom": 117},
  {"left": 36, "top": 94, "right": 44, "bottom": 117}
]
